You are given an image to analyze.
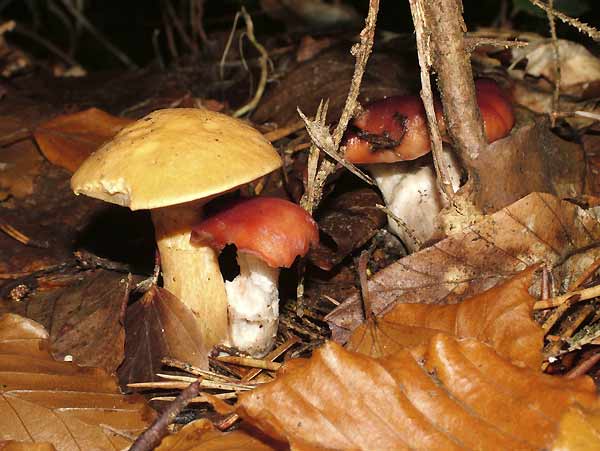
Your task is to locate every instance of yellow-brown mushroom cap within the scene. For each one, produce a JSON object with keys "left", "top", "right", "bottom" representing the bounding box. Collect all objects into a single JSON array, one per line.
[{"left": 71, "top": 108, "right": 282, "bottom": 210}]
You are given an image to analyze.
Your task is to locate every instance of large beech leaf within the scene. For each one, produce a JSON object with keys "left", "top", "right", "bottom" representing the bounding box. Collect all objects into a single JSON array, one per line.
[
  {"left": 0, "top": 313, "right": 155, "bottom": 450},
  {"left": 347, "top": 266, "right": 543, "bottom": 369},
  {"left": 236, "top": 338, "right": 600, "bottom": 450},
  {"left": 118, "top": 286, "right": 209, "bottom": 386},
  {"left": 23, "top": 269, "right": 130, "bottom": 374},
  {"left": 327, "top": 192, "right": 600, "bottom": 343},
  {"left": 33, "top": 108, "right": 133, "bottom": 173},
  {"left": 155, "top": 419, "right": 278, "bottom": 451}
]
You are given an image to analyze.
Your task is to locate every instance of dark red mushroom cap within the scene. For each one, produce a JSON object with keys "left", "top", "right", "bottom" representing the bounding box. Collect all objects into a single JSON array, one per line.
[
  {"left": 190, "top": 197, "right": 319, "bottom": 268},
  {"left": 343, "top": 79, "right": 515, "bottom": 164}
]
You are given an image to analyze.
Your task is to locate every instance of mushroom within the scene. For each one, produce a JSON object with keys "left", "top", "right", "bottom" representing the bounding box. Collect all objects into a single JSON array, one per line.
[
  {"left": 191, "top": 196, "right": 318, "bottom": 357},
  {"left": 70, "top": 108, "right": 282, "bottom": 349},
  {"left": 343, "top": 79, "right": 515, "bottom": 251}
]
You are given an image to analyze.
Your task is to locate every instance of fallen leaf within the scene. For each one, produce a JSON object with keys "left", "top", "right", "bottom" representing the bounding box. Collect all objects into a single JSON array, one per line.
[
  {"left": 309, "top": 188, "right": 387, "bottom": 270},
  {"left": 33, "top": 108, "right": 133, "bottom": 173},
  {"left": 551, "top": 404, "right": 600, "bottom": 451},
  {"left": 155, "top": 419, "right": 279, "bottom": 451},
  {"left": 118, "top": 286, "right": 209, "bottom": 386},
  {"left": 0, "top": 137, "right": 43, "bottom": 200},
  {"left": 0, "top": 313, "right": 155, "bottom": 450},
  {"left": 469, "top": 115, "right": 585, "bottom": 213},
  {"left": 236, "top": 338, "right": 600, "bottom": 450},
  {"left": 347, "top": 266, "right": 543, "bottom": 369},
  {"left": 253, "top": 44, "right": 417, "bottom": 125},
  {"left": 24, "top": 269, "right": 130, "bottom": 374},
  {"left": 511, "top": 40, "right": 600, "bottom": 98},
  {"left": 326, "top": 193, "right": 600, "bottom": 343},
  {"left": 0, "top": 442, "right": 55, "bottom": 451}
]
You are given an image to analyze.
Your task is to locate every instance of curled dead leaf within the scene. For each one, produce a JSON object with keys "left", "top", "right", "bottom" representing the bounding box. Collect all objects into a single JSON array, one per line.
[
  {"left": 236, "top": 337, "right": 600, "bottom": 450},
  {"left": 347, "top": 266, "right": 544, "bottom": 369}
]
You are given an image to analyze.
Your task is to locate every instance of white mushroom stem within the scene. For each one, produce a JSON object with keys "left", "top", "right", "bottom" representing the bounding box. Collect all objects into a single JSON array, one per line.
[
  {"left": 369, "top": 148, "right": 462, "bottom": 252},
  {"left": 225, "top": 252, "right": 280, "bottom": 357},
  {"left": 151, "top": 200, "right": 229, "bottom": 350}
]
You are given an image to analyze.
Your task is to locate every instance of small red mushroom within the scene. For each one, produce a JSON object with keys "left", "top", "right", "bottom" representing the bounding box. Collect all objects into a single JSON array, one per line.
[
  {"left": 191, "top": 197, "right": 318, "bottom": 356},
  {"left": 344, "top": 79, "right": 515, "bottom": 164},
  {"left": 342, "top": 79, "right": 516, "bottom": 251}
]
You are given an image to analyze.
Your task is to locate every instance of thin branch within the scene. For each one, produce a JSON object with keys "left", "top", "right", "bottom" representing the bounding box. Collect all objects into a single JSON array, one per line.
[
  {"left": 545, "top": 0, "right": 561, "bottom": 127},
  {"left": 129, "top": 379, "right": 200, "bottom": 451},
  {"left": 59, "top": 0, "right": 137, "bottom": 69},
  {"left": 529, "top": 0, "right": 600, "bottom": 41},
  {"left": 408, "top": 0, "right": 454, "bottom": 201},
  {"left": 299, "top": 0, "right": 380, "bottom": 214},
  {"left": 232, "top": 7, "right": 269, "bottom": 117}
]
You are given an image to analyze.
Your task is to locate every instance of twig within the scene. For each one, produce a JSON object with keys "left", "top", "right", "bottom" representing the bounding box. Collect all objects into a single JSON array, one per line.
[
  {"left": 569, "top": 258, "right": 600, "bottom": 290},
  {"left": 262, "top": 120, "right": 305, "bottom": 142},
  {"left": 13, "top": 22, "right": 80, "bottom": 68},
  {"left": 528, "top": 0, "right": 600, "bottom": 41},
  {"left": 214, "top": 355, "right": 281, "bottom": 371},
  {"left": 231, "top": 8, "right": 269, "bottom": 118},
  {"left": 463, "top": 36, "right": 528, "bottom": 53},
  {"left": 409, "top": 0, "right": 455, "bottom": 204},
  {"left": 299, "top": 0, "right": 380, "bottom": 213},
  {"left": 163, "top": 0, "right": 198, "bottom": 56},
  {"left": 300, "top": 100, "right": 329, "bottom": 214},
  {"left": 241, "top": 337, "right": 298, "bottom": 382},
  {"left": 0, "top": 220, "right": 49, "bottom": 248},
  {"left": 151, "top": 392, "right": 238, "bottom": 403},
  {"left": 129, "top": 379, "right": 201, "bottom": 451},
  {"left": 161, "top": 357, "right": 238, "bottom": 383},
  {"left": 357, "top": 250, "right": 373, "bottom": 320},
  {"left": 534, "top": 284, "right": 600, "bottom": 310},
  {"left": 545, "top": 0, "right": 561, "bottom": 127},
  {"left": 59, "top": 0, "right": 137, "bottom": 69},
  {"left": 376, "top": 204, "right": 422, "bottom": 250},
  {"left": 566, "top": 350, "right": 600, "bottom": 379}
]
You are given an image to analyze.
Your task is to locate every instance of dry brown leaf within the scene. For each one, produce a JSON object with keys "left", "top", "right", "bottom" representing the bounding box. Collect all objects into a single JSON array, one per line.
[
  {"left": 347, "top": 266, "right": 543, "bottom": 369},
  {"left": 118, "top": 286, "right": 209, "bottom": 386},
  {"left": 0, "top": 442, "right": 56, "bottom": 451},
  {"left": 308, "top": 188, "right": 386, "bottom": 270},
  {"left": 23, "top": 269, "right": 130, "bottom": 374},
  {"left": 33, "top": 108, "right": 133, "bottom": 173},
  {"left": 236, "top": 337, "right": 600, "bottom": 450},
  {"left": 253, "top": 45, "right": 416, "bottom": 125},
  {"left": 552, "top": 405, "right": 600, "bottom": 450},
  {"left": 155, "top": 419, "right": 280, "bottom": 451},
  {"left": 0, "top": 313, "right": 155, "bottom": 450},
  {"left": 511, "top": 40, "right": 600, "bottom": 98},
  {"left": 469, "top": 115, "right": 584, "bottom": 213},
  {"left": 327, "top": 192, "right": 600, "bottom": 343}
]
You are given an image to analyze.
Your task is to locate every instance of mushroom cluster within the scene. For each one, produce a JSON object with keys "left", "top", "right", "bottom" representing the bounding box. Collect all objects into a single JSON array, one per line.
[
  {"left": 71, "top": 108, "right": 284, "bottom": 351},
  {"left": 343, "top": 79, "right": 515, "bottom": 251}
]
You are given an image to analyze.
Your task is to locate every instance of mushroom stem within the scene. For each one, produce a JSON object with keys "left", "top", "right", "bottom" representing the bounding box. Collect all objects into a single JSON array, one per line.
[
  {"left": 369, "top": 147, "right": 461, "bottom": 252},
  {"left": 151, "top": 200, "right": 229, "bottom": 349},
  {"left": 225, "top": 252, "right": 280, "bottom": 357}
]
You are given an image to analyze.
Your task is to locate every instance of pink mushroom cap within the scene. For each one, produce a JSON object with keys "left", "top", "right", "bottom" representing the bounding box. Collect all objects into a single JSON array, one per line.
[{"left": 190, "top": 197, "right": 319, "bottom": 268}]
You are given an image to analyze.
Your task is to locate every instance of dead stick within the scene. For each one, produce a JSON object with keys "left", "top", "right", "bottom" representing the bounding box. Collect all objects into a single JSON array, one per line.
[
  {"left": 215, "top": 355, "right": 281, "bottom": 371},
  {"left": 129, "top": 379, "right": 200, "bottom": 451},
  {"left": 534, "top": 284, "right": 600, "bottom": 310},
  {"left": 566, "top": 351, "right": 600, "bottom": 379}
]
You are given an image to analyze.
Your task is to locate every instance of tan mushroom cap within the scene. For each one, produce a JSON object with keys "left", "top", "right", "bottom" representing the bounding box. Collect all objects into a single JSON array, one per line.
[{"left": 71, "top": 108, "right": 282, "bottom": 210}]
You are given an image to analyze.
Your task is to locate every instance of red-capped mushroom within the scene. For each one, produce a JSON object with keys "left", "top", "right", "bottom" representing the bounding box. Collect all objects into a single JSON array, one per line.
[
  {"left": 191, "top": 197, "right": 318, "bottom": 356},
  {"left": 343, "top": 79, "right": 515, "bottom": 251}
]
